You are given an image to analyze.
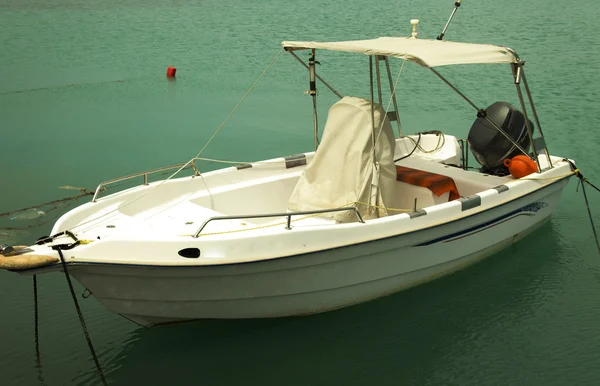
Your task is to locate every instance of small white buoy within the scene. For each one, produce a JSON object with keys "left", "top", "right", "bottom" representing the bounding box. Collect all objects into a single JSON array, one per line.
[{"left": 410, "top": 19, "right": 420, "bottom": 39}]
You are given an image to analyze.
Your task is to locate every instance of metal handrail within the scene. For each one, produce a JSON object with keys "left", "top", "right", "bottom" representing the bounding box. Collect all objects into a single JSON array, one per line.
[
  {"left": 193, "top": 207, "right": 365, "bottom": 237},
  {"left": 91, "top": 161, "right": 200, "bottom": 202}
]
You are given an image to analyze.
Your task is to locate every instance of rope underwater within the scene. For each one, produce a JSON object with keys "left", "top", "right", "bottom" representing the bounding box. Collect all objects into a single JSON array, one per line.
[
  {"left": 0, "top": 189, "right": 108, "bottom": 385},
  {"left": 564, "top": 159, "right": 600, "bottom": 255},
  {"left": 52, "top": 246, "right": 108, "bottom": 385},
  {"left": 0, "top": 188, "right": 98, "bottom": 249},
  {"left": 0, "top": 188, "right": 95, "bottom": 221},
  {"left": 580, "top": 177, "right": 600, "bottom": 255},
  {"left": 3, "top": 51, "right": 283, "bottom": 384},
  {"left": 583, "top": 178, "right": 600, "bottom": 195},
  {"left": 3, "top": 52, "right": 292, "bottom": 378},
  {"left": 33, "top": 275, "right": 40, "bottom": 365},
  {"left": 33, "top": 275, "right": 48, "bottom": 386}
]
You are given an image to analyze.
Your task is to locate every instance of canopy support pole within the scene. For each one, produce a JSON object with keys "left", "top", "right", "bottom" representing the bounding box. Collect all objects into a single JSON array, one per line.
[
  {"left": 308, "top": 50, "right": 319, "bottom": 151},
  {"left": 383, "top": 56, "right": 402, "bottom": 137},
  {"left": 374, "top": 56, "right": 383, "bottom": 107},
  {"left": 430, "top": 67, "right": 532, "bottom": 159},
  {"left": 287, "top": 50, "right": 343, "bottom": 99},
  {"left": 511, "top": 63, "right": 543, "bottom": 172},
  {"left": 368, "top": 55, "right": 380, "bottom": 214},
  {"left": 369, "top": 56, "right": 377, "bottom": 144},
  {"left": 521, "top": 68, "right": 553, "bottom": 169},
  {"left": 430, "top": 67, "right": 480, "bottom": 111}
]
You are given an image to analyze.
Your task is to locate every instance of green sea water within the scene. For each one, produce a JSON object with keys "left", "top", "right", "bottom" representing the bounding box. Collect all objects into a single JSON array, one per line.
[{"left": 2, "top": 0, "right": 600, "bottom": 385}]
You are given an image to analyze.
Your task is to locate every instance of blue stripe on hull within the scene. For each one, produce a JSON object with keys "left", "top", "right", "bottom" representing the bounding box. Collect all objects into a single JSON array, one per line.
[{"left": 415, "top": 201, "right": 549, "bottom": 246}]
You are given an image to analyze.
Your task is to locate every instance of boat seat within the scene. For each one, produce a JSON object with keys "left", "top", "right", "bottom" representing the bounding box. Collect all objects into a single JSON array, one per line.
[
  {"left": 398, "top": 156, "right": 509, "bottom": 196},
  {"left": 390, "top": 165, "right": 460, "bottom": 210}
]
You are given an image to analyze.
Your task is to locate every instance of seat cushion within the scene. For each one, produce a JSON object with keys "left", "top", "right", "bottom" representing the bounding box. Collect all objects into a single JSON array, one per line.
[{"left": 395, "top": 165, "right": 460, "bottom": 200}]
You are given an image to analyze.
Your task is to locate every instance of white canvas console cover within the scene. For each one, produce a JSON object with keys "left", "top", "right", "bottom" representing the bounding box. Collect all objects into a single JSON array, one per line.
[{"left": 288, "top": 96, "right": 396, "bottom": 222}]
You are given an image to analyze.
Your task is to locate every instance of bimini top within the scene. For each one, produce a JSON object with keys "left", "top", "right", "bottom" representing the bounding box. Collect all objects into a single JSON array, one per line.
[{"left": 282, "top": 37, "right": 519, "bottom": 68}]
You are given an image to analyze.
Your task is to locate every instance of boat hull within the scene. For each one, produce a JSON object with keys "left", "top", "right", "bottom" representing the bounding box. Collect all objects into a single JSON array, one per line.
[{"left": 66, "top": 179, "right": 568, "bottom": 327}]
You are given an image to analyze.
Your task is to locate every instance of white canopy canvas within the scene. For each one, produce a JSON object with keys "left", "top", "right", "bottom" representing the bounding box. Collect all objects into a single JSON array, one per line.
[
  {"left": 282, "top": 37, "right": 518, "bottom": 68},
  {"left": 287, "top": 96, "right": 397, "bottom": 223}
]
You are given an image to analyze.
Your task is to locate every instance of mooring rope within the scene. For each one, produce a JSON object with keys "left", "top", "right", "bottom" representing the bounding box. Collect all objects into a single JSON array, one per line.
[
  {"left": 563, "top": 159, "right": 600, "bottom": 255},
  {"left": 32, "top": 274, "right": 47, "bottom": 386},
  {"left": 33, "top": 275, "right": 40, "bottom": 366},
  {"left": 584, "top": 179, "right": 600, "bottom": 194},
  {"left": 54, "top": 247, "right": 107, "bottom": 385},
  {"left": 580, "top": 176, "right": 600, "bottom": 255},
  {"left": 0, "top": 79, "right": 125, "bottom": 96},
  {"left": 0, "top": 189, "right": 95, "bottom": 220},
  {"left": 0, "top": 190, "right": 95, "bottom": 242}
]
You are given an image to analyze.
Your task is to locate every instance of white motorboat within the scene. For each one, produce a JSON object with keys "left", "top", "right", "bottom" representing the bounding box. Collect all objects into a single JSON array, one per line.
[{"left": 0, "top": 21, "right": 577, "bottom": 327}]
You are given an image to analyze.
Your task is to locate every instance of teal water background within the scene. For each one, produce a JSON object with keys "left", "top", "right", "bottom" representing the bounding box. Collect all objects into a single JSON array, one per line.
[{"left": 2, "top": 0, "right": 600, "bottom": 385}]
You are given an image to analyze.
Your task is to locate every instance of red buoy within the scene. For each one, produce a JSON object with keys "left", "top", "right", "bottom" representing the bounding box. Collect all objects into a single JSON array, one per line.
[
  {"left": 166, "top": 66, "right": 177, "bottom": 77},
  {"left": 504, "top": 155, "right": 538, "bottom": 179}
]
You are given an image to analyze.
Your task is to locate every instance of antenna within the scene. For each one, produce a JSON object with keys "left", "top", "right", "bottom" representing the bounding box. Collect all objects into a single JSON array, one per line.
[
  {"left": 410, "top": 19, "right": 420, "bottom": 39},
  {"left": 437, "top": 0, "right": 462, "bottom": 41}
]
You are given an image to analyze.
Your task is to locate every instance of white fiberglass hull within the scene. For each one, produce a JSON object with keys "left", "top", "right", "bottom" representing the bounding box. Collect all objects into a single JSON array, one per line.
[{"left": 65, "top": 179, "right": 566, "bottom": 327}]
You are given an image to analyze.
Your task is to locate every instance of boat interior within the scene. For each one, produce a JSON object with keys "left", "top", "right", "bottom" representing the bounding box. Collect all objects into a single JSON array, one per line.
[{"left": 64, "top": 129, "right": 517, "bottom": 241}]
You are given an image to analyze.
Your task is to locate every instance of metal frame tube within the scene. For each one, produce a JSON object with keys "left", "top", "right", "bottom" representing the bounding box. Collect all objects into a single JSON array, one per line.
[
  {"left": 375, "top": 56, "right": 383, "bottom": 107},
  {"left": 312, "top": 97, "right": 319, "bottom": 151},
  {"left": 369, "top": 56, "right": 376, "bottom": 141},
  {"left": 193, "top": 206, "right": 365, "bottom": 237},
  {"left": 190, "top": 159, "right": 200, "bottom": 176},
  {"left": 92, "top": 162, "right": 197, "bottom": 202},
  {"left": 384, "top": 56, "right": 402, "bottom": 136},
  {"left": 520, "top": 70, "right": 543, "bottom": 137},
  {"left": 482, "top": 115, "right": 532, "bottom": 158},
  {"left": 309, "top": 49, "right": 319, "bottom": 151},
  {"left": 288, "top": 51, "right": 343, "bottom": 99},
  {"left": 512, "top": 63, "right": 541, "bottom": 171},
  {"left": 521, "top": 69, "right": 553, "bottom": 168},
  {"left": 430, "top": 67, "right": 480, "bottom": 111},
  {"left": 430, "top": 66, "right": 533, "bottom": 159}
]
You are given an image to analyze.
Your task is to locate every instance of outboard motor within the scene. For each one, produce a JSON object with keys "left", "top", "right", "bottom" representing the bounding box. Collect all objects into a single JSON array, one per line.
[{"left": 467, "top": 101, "right": 533, "bottom": 176}]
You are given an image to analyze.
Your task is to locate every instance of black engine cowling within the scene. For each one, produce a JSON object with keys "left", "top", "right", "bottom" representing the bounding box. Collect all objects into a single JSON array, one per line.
[{"left": 467, "top": 101, "right": 533, "bottom": 175}]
